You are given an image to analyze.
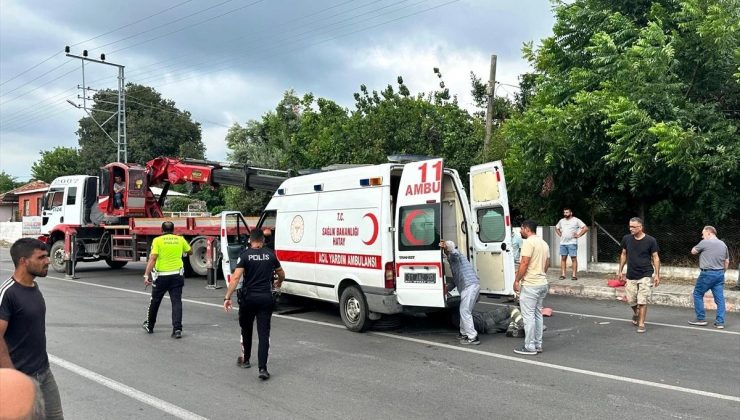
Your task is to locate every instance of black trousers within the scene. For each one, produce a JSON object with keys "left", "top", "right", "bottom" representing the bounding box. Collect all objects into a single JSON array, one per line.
[
  {"left": 238, "top": 294, "right": 273, "bottom": 369},
  {"left": 146, "top": 274, "right": 184, "bottom": 331}
]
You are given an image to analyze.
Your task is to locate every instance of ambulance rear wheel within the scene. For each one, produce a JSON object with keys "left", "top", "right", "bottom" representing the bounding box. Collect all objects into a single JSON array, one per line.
[{"left": 340, "top": 285, "right": 371, "bottom": 332}]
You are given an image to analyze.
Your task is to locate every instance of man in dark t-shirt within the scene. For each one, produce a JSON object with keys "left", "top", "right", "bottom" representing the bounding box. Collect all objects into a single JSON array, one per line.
[
  {"left": 618, "top": 217, "right": 660, "bottom": 333},
  {"left": 0, "top": 238, "right": 64, "bottom": 419},
  {"left": 223, "top": 230, "right": 285, "bottom": 380}
]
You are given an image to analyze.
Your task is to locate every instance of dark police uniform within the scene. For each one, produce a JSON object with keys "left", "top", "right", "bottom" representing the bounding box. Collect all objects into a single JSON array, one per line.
[{"left": 235, "top": 247, "right": 281, "bottom": 370}]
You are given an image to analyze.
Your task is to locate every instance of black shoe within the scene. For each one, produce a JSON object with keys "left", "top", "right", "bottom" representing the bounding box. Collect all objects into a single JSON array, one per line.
[
  {"left": 258, "top": 368, "right": 270, "bottom": 380},
  {"left": 172, "top": 330, "right": 182, "bottom": 339},
  {"left": 514, "top": 346, "right": 538, "bottom": 355},
  {"left": 456, "top": 333, "right": 467, "bottom": 340},
  {"left": 142, "top": 322, "right": 153, "bottom": 334},
  {"left": 237, "top": 357, "right": 251, "bottom": 368},
  {"left": 460, "top": 336, "right": 480, "bottom": 345}
]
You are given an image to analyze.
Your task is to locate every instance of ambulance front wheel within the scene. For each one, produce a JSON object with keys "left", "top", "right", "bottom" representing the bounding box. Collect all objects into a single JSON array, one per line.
[{"left": 340, "top": 285, "right": 371, "bottom": 332}]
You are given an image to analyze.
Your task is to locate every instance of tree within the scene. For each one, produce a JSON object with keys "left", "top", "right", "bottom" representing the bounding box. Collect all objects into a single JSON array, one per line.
[
  {"left": 503, "top": 0, "right": 739, "bottom": 224},
  {"left": 0, "top": 171, "right": 20, "bottom": 193},
  {"left": 30, "top": 147, "right": 81, "bottom": 183},
  {"left": 76, "top": 84, "right": 205, "bottom": 174}
]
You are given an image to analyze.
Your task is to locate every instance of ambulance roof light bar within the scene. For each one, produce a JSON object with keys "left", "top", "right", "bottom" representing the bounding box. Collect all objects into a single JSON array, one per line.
[
  {"left": 360, "top": 177, "right": 382, "bottom": 187},
  {"left": 387, "top": 154, "right": 438, "bottom": 163}
]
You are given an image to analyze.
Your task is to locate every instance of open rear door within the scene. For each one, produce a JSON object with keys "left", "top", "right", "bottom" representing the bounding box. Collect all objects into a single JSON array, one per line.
[
  {"left": 469, "top": 161, "right": 514, "bottom": 295},
  {"left": 219, "top": 211, "right": 250, "bottom": 287},
  {"left": 394, "top": 158, "right": 445, "bottom": 307}
]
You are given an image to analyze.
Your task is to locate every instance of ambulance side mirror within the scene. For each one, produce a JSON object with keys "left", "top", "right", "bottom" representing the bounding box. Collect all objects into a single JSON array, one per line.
[{"left": 501, "top": 242, "right": 507, "bottom": 251}]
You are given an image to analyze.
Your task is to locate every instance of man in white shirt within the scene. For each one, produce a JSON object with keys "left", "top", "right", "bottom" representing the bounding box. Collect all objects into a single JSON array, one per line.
[{"left": 555, "top": 208, "right": 588, "bottom": 280}]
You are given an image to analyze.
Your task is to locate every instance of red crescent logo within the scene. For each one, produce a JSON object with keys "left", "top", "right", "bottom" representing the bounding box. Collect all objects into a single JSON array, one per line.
[
  {"left": 362, "top": 213, "right": 379, "bottom": 245},
  {"left": 403, "top": 209, "right": 425, "bottom": 246}
]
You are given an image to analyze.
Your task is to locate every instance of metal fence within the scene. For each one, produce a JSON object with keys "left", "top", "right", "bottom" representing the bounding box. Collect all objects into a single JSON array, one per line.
[{"left": 592, "top": 222, "right": 740, "bottom": 267}]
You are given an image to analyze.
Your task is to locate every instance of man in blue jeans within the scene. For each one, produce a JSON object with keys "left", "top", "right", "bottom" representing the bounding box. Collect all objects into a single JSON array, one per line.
[
  {"left": 513, "top": 220, "right": 550, "bottom": 355},
  {"left": 688, "top": 226, "right": 730, "bottom": 329}
]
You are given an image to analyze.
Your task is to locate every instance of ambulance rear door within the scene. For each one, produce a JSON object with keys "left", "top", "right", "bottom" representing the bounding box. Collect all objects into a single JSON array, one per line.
[
  {"left": 394, "top": 158, "right": 445, "bottom": 308},
  {"left": 469, "top": 161, "right": 515, "bottom": 295}
]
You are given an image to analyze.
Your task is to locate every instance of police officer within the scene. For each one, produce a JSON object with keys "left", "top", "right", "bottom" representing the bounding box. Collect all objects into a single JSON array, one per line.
[
  {"left": 223, "top": 230, "right": 285, "bottom": 380},
  {"left": 142, "top": 221, "right": 192, "bottom": 338}
]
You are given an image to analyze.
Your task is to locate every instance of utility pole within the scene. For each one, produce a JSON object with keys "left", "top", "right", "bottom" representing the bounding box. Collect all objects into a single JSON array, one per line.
[
  {"left": 483, "top": 54, "right": 497, "bottom": 156},
  {"left": 65, "top": 46, "right": 127, "bottom": 163}
]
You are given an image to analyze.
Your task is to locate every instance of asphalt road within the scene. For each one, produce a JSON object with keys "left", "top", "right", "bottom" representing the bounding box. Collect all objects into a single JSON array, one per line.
[{"left": 1, "top": 250, "right": 738, "bottom": 419}]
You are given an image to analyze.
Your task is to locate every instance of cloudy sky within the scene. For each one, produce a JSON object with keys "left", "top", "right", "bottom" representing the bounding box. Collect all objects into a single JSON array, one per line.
[{"left": 0, "top": 0, "right": 555, "bottom": 182}]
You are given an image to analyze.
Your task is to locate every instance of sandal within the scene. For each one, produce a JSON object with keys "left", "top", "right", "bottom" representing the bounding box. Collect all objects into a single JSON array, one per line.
[
  {"left": 559, "top": 276, "right": 566, "bottom": 280},
  {"left": 571, "top": 276, "right": 578, "bottom": 281},
  {"left": 636, "top": 325, "right": 646, "bottom": 333},
  {"left": 631, "top": 315, "right": 639, "bottom": 326}
]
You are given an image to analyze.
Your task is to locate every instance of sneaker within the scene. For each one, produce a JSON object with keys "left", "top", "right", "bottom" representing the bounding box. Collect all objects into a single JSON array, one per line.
[
  {"left": 536, "top": 347, "right": 543, "bottom": 353},
  {"left": 142, "top": 321, "right": 153, "bottom": 334},
  {"left": 714, "top": 322, "right": 725, "bottom": 329},
  {"left": 258, "top": 368, "right": 270, "bottom": 380},
  {"left": 456, "top": 333, "right": 467, "bottom": 340},
  {"left": 460, "top": 336, "right": 480, "bottom": 345},
  {"left": 172, "top": 330, "right": 182, "bottom": 339},
  {"left": 237, "top": 357, "right": 251, "bottom": 368},
  {"left": 514, "top": 346, "right": 538, "bottom": 356},
  {"left": 688, "top": 319, "right": 708, "bottom": 326}
]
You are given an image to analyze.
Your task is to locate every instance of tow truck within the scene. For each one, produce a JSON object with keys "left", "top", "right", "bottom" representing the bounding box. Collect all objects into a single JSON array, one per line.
[{"left": 39, "top": 157, "right": 289, "bottom": 275}]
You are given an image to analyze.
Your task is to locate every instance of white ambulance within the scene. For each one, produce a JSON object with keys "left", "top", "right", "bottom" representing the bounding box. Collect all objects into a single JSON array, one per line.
[{"left": 219, "top": 158, "right": 515, "bottom": 331}]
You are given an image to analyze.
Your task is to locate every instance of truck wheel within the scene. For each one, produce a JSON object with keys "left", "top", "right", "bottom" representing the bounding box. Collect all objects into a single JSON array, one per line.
[
  {"left": 339, "top": 285, "right": 371, "bottom": 332},
  {"left": 105, "top": 258, "right": 128, "bottom": 269},
  {"left": 49, "top": 240, "right": 67, "bottom": 273},
  {"left": 188, "top": 237, "right": 209, "bottom": 277}
]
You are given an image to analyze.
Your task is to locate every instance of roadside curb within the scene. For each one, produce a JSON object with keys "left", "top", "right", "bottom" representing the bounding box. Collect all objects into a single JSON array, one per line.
[{"left": 548, "top": 283, "right": 740, "bottom": 313}]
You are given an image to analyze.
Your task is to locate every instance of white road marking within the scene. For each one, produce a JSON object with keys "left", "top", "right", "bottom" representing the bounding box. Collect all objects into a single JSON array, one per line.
[
  {"left": 49, "top": 355, "right": 208, "bottom": 420},
  {"left": 10, "top": 271, "right": 740, "bottom": 403},
  {"left": 479, "top": 300, "right": 740, "bottom": 335}
]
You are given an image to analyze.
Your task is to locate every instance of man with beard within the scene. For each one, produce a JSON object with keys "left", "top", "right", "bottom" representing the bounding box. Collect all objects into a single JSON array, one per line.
[
  {"left": 0, "top": 238, "right": 64, "bottom": 419},
  {"left": 555, "top": 208, "right": 588, "bottom": 281}
]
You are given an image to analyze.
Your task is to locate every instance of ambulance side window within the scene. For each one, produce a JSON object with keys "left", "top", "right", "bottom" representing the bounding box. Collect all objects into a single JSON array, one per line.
[
  {"left": 477, "top": 207, "right": 506, "bottom": 242},
  {"left": 398, "top": 204, "right": 440, "bottom": 251}
]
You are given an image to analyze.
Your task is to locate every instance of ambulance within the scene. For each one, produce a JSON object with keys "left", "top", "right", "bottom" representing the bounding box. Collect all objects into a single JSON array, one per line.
[{"left": 219, "top": 158, "right": 515, "bottom": 331}]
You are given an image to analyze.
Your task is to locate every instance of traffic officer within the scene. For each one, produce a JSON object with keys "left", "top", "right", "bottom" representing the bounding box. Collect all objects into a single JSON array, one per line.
[
  {"left": 142, "top": 221, "right": 192, "bottom": 338},
  {"left": 223, "top": 229, "right": 285, "bottom": 380}
]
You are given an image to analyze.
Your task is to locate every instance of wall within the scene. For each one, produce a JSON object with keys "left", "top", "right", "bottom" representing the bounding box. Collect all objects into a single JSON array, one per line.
[
  {"left": 0, "top": 205, "right": 14, "bottom": 222},
  {"left": 0, "top": 222, "right": 23, "bottom": 243}
]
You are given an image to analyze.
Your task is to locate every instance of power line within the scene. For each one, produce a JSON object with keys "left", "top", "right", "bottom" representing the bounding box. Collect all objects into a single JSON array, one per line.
[
  {"left": 68, "top": 0, "right": 195, "bottom": 48},
  {"left": 90, "top": 0, "right": 241, "bottom": 52},
  {"left": 0, "top": 51, "right": 61, "bottom": 87},
  {"left": 0, "top": 60, "right": 73, "bottom": 99},
  {"left": 132, "top": 0, "right": 424, "bottom": 87},
  {"left": 0, "top": 0, "right": 194, "bottom": 90},
  {"left": 108, "top": 0, "right": 267, "bottom": 55},
  {"left": 0, "top": 66, "right": 79, "bottom": 107}
]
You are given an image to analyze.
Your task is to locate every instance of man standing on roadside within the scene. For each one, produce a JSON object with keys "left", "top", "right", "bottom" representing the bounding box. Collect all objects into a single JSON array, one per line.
[
  {"left": 555, "top": 207, "right": 588, "bottom": 281},
  {"left": 513, "top": 220, "right": 550, "bottom": 356},
  {"left": 618, "top": 217, "right": 660, "bottom": 333},
  {"left": 142, "top": 221, "right": 192, "bottom": 338},
  {"left": 224, "top": 230, "right": 285, "bottom": 380},
  {"left": 688, "top": 226, "right": 730, "bottom": 329},
  {"left": 0, "top": 238, "right": 65, "bottom": 419}
]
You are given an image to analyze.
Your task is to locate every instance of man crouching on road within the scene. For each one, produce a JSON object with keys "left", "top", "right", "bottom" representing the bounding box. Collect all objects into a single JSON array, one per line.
[
  {"left": 513, "top": 220, "right": 550, "bottom": 356},
  {"left": 223, "top": 230, "right": 285, "bottom": 380},
  {"left": 440, "top": 240, "right": 481, "bottom": 345}
]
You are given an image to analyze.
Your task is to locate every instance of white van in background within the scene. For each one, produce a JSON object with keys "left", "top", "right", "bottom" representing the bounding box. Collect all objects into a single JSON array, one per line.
[{"left": 220, "top": 158, "right": 514, "bottom": 331}]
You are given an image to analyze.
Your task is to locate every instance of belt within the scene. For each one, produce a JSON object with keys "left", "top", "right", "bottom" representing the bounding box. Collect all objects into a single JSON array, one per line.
[
  {"left": 700, "top": 268, "right": 724, "bottom": 271},
  {"left": 156, "top": 270, "right": 183, "bottom": 276}
]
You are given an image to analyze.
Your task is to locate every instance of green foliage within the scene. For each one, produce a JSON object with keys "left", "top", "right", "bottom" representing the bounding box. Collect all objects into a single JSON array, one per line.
[
  {"left": 162, "top": 197, "right": 196, "bottom": 213},
  {"left": 76, "top": 84, "right": 205, "bottom": 174},
  {"left": 223, "top": 74, "right": 506, "bottom": 215},
  {"left": 0, "top": 171, "right": 21, "bottom": 193},
  {"left": 503, "top": 0, "right": 739, "bottom": 224},
  {"left": 30, "top": 147, "right": 81, "bottom": 183}
]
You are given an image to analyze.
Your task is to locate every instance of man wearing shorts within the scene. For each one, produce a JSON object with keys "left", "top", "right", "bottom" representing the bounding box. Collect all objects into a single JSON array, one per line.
[
  {"left": 555, "top": 208, "right": 588, "bottom": 280},
  {"left": 618, "top": 217, "right": 660, "bottom": 333}
]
